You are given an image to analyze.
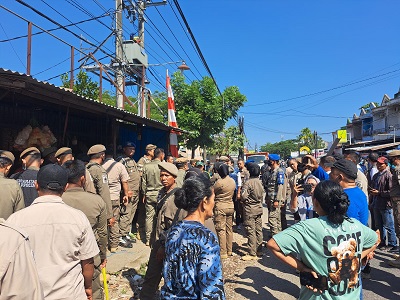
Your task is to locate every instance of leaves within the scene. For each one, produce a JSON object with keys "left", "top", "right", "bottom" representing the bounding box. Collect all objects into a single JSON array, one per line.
[
  {"left": 208, "top": 126, "right": 246, "bottom": 156},
  {"left": 171, "top": 72, "right": 247, "bottom": 151}
]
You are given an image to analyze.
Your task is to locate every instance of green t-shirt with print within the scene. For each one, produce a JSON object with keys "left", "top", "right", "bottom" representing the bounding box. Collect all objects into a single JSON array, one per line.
[{"left": 273, "top": 216, "right": 377, "bottom": 300}]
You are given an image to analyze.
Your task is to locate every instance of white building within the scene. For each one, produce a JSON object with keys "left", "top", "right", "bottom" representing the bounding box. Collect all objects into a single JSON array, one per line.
[{"left": 346, "top": 88, "right": 400, "bottom": 144}]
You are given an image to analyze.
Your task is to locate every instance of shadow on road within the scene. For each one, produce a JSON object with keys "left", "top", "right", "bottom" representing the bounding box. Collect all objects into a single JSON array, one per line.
[{"left": 362, "top": 252, "right": 400, "bottom": 299}]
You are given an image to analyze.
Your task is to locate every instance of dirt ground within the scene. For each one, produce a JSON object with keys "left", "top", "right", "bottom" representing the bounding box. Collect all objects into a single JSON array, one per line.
[{"left": 106, "top": 225, "right": 262, "bottom": 300}]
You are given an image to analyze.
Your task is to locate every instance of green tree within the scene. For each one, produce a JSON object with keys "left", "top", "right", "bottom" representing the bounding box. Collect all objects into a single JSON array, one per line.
[
  {"left": 208, "top": 126, "right": 246, "bottom": 156},
  {"left": 260, "top": 139, "right": 298, "bottom": 158},
  {"left": 297, "top": 127, "right": 325, "bottom": 150},
  {"left": 61, "top": 70, "right": 99, "bottom": 100},
  {"left": 171, "top": 72, "right": 247, "bottom": 157}
]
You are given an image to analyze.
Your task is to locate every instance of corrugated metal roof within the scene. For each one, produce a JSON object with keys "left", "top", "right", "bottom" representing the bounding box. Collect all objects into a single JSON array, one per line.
[
  {"left": 0, "top": 68, "right": 183, "bottom": 132},
  {"left": 345, "top": 142, "right": 400, "bottom": 152}
]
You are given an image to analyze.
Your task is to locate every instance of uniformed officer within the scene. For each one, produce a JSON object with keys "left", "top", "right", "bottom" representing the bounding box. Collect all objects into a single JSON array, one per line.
[
  {"left": 86, "top": 145, "right": 115, "bottom": 227},
  {"left": 241, "top": 162, "right": 264, "bottom": 260},
  {"left": 388, "top": 150, "right": 400, "bottom": 268},
  {"left": 62, "top": 159, "right": 108, "bottom": 300},
  {"left": 265, "top": 153, "right": 285, "bottom": 236},
  {"left": 6, "top": 164, "right": 99, "bottom": 300},
  {"left": 117, "top": 142, "right": 140, "bottom": 244},
  {"left": 140, "top": 162, "right": 185, "bottom": 299},
  {"left": 103, "top": 150, "right": 131, "bottom": 251},
  {"left": 55, "top": 147, "right": 96, "bottom": 194},
  {"left": 136, "top": 144, "right": 156, "bottom": 241},
  {"left": 0, "top": 150, "right": 24, "bottom": 219},
  {"left": 11, "top": 147, "right": 42, "bottom": 207},
  {"left": 141, "top": 148, "right": 164, "bottom": 245},
  {"left": 0, "top": 221, "right": 44, "bottom": 299},
  {"left": 174, "top": 157, "right": 188, "bottom": 188},
  {"left": 137, "top": 144, "right": 157, "bottom": 173},
  {"left": 213, "top": 162, "right": 236, "bottom": 258}
]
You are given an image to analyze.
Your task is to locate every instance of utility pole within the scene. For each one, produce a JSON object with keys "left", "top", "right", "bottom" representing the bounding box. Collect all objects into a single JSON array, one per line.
[
  {"left": 115, "top": 0, "right": 124, "bottom": 109},
  {"left": 135, "top": 0, "right": 166, "bottom": 117},
  {"left": 314, "top": 131, "right": 318, "bottom": 158},
  {"left": 238, "top": 116, "right": 244, "bottom": 159}
]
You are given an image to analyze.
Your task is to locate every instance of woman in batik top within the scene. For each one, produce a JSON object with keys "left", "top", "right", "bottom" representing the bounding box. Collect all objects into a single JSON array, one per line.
[{"left": 161, "top": 175, "right": 225, "bottom": 300}]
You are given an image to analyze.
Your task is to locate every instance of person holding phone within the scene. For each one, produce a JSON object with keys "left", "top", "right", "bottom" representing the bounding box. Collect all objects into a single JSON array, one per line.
[
  {"left": 290, "top": 175, "right": 320, "bottom": 222},
  {"left": 267, "top": 181, "right": 379, "bottom": 299}
]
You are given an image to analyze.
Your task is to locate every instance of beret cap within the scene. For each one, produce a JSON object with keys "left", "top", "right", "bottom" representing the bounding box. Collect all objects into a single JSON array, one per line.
[
  {"left": 269, "top": 154, "right": 280, "bottom": 161},
  {"left": 158, "top": 161, "right": 178, "bottom": 177},
  {"left": 55, "top": 147, "right": 72, "bottom": 158},
  {"left": 0, "top": 150, "right": 15, "bottom": 163},
  {"left": 87, "top": 144, "right": 106, "bottom": 155},
  {"left": 124, "top": 141, "right": 136, "bottom": 148},
  {"left": 20, "top": 147, "right": 40, "bottom": 159}
]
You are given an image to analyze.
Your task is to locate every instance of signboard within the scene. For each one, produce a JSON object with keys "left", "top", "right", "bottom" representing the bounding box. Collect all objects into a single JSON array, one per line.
[
  {"left": 299, "top": 146, "right": 311, "bottom": 154},
  {"left": 337, "top": 130, "right": 347, "bottom": 143}
]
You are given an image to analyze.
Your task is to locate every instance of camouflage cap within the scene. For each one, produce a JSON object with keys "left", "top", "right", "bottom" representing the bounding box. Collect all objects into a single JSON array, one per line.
[
  {"left": 20, "top": 147, "right": 41, "bottom": 159},
  {"left": 0, "top": 150, "right": 15, "bottom": 164},
  {"left": 219, "top": 155, "right": 229, "bottom": 162},
  {"left": 87, "top": 144, "right": 106, "bottom": 155},
  {"left": 145, "top": 144, "right": 157, "bottom": 151},
  {"left": 175, "top": 157, "right": 189, "bottom": 163}
]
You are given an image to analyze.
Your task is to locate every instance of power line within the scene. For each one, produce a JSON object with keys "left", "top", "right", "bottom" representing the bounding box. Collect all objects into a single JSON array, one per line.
[
  {"left": 245, "top": 68, "right": 400, "bottom": 107},
  {"left": 0, "top": 14, "right": 109, "bottom": 43},
  {"left": 171, "top": 0, "right": 223, "bottom": 98},
  {"left": 0, "top": 21, "right": 25, "bottom": 69}
]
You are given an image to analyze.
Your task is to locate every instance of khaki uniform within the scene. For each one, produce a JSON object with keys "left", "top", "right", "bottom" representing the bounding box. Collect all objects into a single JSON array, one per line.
[
  {"left": 62, "top": 187, "right": 108, "bottom": 300},
  {"left": 86, "top": 162, "right": 113, "bottom": 219},
  {"left": 137, "top": 156, "right": 152, "bottom": 174},
  {"left": 0, "top": 222, "right": 44, "bottom": 299},
  {"left": 117, "top": 155, "right": 141, "bottom": 236},
  {"left": 175, "top": 169, "right": 186, "bottom": 188},
  {"left": 241, "top": 177, "right": 264, "bottom": 256},
  {"left": 141, "top": 159, "right": 163, "bottom": 243},
  {"left": 0, "top": 172, "right": 25, "bottom": 219},
  {"left": 84, "top": 169, "right": 96, "bottom": 194},
  {"left": 6, "top": 195, "right": 99, "bottom": 300},
  {"left": 103, "top": 158, "right": 130, "bottom": 248},
  {"left": 239, "top": 167, "right": 250, "bottom": 184},
  {"left": 356, "top": 169, "right": 369, "bottom": 198},
  {"left": 141, "top": 187, "right": 186, "bottom": 299},
  {"left": 390, "top": 165, "right": 400, "bottom": 238},
  {"left": 137, "top": 155, "right": 152, "bottom": 239},
  {"left": 265, "top": 166, "right": 285, "bottom": 236},
  {"left": 214, "top": 176, "right": 236, "bottom": 256}
]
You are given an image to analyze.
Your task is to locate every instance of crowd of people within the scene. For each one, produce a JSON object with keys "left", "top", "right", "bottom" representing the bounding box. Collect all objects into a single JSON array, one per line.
[{"left": 0, "top": 142, "right": 399, "bottom": 299}]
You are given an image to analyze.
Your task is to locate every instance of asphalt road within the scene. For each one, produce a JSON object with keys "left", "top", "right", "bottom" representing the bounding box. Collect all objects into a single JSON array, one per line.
[{"left": 227, "top": 206, "right": 400, "bottom": 300}]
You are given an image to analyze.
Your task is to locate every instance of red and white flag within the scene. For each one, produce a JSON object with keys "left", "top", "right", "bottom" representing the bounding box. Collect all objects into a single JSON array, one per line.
[{"left": 167, "top": 70, "right": 178, "bottom": 157}]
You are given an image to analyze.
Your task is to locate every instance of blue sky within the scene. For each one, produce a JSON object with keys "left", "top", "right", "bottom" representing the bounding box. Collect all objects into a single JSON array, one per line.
[{"left": 1, "top": 1, "right": 400, "bottom": 150}]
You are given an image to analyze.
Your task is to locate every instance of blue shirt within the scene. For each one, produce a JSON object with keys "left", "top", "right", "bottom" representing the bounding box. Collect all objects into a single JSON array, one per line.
[
  {"left": 311, "top": 166, "right": 329, "bottom": 181},
  {"left": 344, "top": 187, "right": 369, "bottom": 225},
  {"left": 161, "top": 220, "right": 225, "bottom": 300}
]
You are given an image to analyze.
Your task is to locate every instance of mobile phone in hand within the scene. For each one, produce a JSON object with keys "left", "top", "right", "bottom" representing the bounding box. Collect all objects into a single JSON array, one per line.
[{"left": 300, "top": 272, "right": 328, "bottom": 290}]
